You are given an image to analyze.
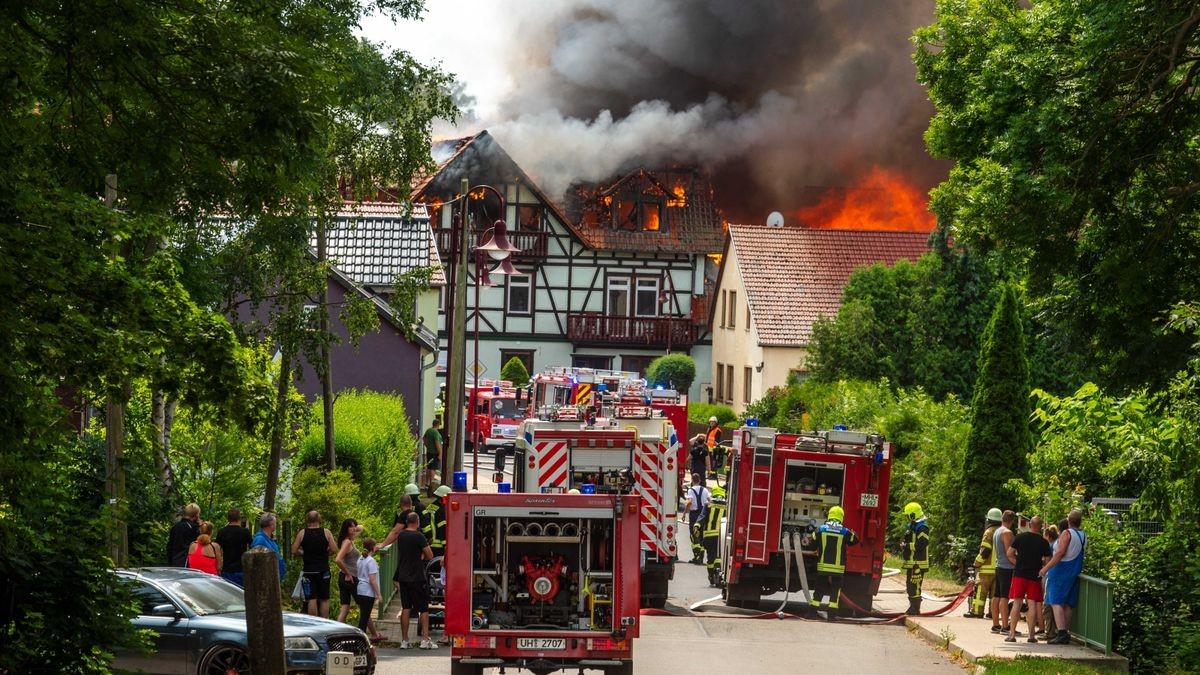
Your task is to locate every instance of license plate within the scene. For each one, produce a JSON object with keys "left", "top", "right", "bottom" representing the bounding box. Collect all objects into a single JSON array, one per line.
[
  {"left": 354, "top": 655, "right": 367, "bottom": 667},
  {"left": 517, "top": 637, "right": 565, "bottom": 650},
  {"left": 860, "top": 493, "right": 879, "bottom": 508}
]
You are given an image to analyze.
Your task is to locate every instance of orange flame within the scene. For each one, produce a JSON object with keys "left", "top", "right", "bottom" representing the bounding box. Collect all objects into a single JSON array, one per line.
[
  {"left": 796, "top": 168, "right": 934, "bottom": 232},
  {"left": 668, "top": 184, "right": 687, "bottom": 208}
]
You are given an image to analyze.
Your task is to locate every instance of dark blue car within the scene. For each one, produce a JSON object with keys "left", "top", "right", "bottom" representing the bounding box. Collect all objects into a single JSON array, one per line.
[{"left": 113, "top": 568, "right": 376, "bottom": 675}]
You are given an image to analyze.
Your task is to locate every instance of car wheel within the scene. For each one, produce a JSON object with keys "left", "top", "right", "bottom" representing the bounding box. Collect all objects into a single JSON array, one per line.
[{"left": 198, "top": 644, "right": 250, "bottom": 675}]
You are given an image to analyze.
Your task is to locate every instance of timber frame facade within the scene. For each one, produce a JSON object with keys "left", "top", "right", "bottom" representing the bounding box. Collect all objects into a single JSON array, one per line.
[{"left": 412, "top": 131, "right": 721, "bottom": 398}]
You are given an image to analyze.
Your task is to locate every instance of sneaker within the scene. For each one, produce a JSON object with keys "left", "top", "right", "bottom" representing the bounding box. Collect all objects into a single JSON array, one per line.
[
  {"left": 1048, "top": 632, "right": 1070, "bottom": 645},
  {"left": 1004, "top": 636, "right": 1016, "bottom": 643},
  {"left": 419, "top": 639, "right": 438, "bottom": 650},
  {"left": 398, "top": 640, "right": 411, "bottom": 650},
  {"left": 990, "top": 625, "right": 1003, "bottom": 633},
  {"left": 1027, "top": 637, "right": 1038, "bottom": 643}
]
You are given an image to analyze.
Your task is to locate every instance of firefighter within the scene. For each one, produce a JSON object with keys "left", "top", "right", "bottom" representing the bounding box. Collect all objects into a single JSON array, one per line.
[
  {"left": 808, "top": 505, "right": 859, "bottom": 614},
  {"left": 705, "top": 416, "right": 724, "bottom": 477},
  {"left": 422, "top": 485, "right": 450, "bottom": 561},
  {"left": 966, "top": 507, "right": 1003, "bottom": 618},
  {"left": 702, "top": 485, "right": 727, "bottom": 586},
  {"left": 901, "top": 501, "right": 930, "bottom": 615}
]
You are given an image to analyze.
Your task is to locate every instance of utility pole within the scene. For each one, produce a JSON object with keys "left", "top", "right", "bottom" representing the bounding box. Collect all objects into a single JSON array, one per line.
[
  {"left": 443, "top": 178, "right": 470, "bottom": 482},
  {"left": 317, "top": 217, "right": 336, "bottom": 470},
  {"left": 104, "top": 174, "right": 128, "bottom": 565}
]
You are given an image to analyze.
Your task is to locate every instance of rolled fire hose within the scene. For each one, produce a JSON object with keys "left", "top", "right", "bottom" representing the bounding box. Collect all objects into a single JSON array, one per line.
[
  {"left": 543, "top": 523, "right": 562, "bottom": 537},
  {"left": 507, "top": 522, "right": 526, "bottom": 537},
  {"left": 562, "top": 523, "right": 579, "bottom": 537},
  {"left": 525, "top": 522, "right": 543, "bottom": 537}
]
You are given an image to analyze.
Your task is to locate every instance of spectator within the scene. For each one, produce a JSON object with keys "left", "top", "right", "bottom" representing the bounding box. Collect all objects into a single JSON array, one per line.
[
  {"left": 394, "top": 511, "right": 436, "bottom": 650},
  {"left": 1040, "top": 523, "right": 1060, "bottom": 637},
  {"left": 354, "top": 537, "right": 385, "bottom": 642},
  {"left": 334, "top": 518, "right": 363, "bottom": 624},
  {"left": 688, "top": 434, "right": 710, "bottom": 481},
  {"left": 990, "top": 510, "right": 1017, "bottom": 635},
  {"left": 1005, "top": 516, "right": 1052, "bottom": 643},
  {"left": 290, "top": 510, "right": 337, "bottom": 617},
  {"left": 251, "top": 512, "right": 286, "bottom": 581},
  {"left": 377, "top": 494, "right": 417, "bottom": 552},
  {"left": 215, "top": 508, "right": 253, "bottom": 587},
  {"left": 186, "top": 521, "right": 221, "bottom": 575},
  {"left": 1042, "top": 509, "right": 1087, "bottom": 645},
  {"left": 422, "top": 419, "right": 443, "bottom": 488},
  {"left": 166, "top": 503, "right": 201, "bottom": 567}
]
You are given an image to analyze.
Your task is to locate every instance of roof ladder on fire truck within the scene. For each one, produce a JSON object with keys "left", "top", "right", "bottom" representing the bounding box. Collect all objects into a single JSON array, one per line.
[{"left": 745, "top": 439, "right": 774, "bottom": 563}]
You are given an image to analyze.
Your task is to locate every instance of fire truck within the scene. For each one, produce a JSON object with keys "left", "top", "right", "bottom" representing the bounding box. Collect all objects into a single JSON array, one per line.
[
  {"left": 513, "top": 383, "right": 680, "bottom": 609},
  {"left": 465, "top": 379, "right": 523, "bottom": 454},
  {"left": 445, "top": 491, "right": 641, "bottom": 675},
  {"left": 721, "top": 426, "right": 893, "bottom": 613}
]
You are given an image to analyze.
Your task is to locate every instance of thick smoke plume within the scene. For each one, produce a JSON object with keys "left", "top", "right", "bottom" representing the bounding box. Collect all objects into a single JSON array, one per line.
[{"left": 471, "top": 0, "right": 944, "bottom": 224}]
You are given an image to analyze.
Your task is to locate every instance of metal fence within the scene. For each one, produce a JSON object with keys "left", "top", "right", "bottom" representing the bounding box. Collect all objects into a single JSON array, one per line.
[
  {"left": 1070, "top": 574, "right": 1114, "bottom": 655},
  {"left": 1091, "top": 497, "right": 1163, "bottom": 537},
  {"left": 374, "top": 543, "right": 399, "bottom": 619}
]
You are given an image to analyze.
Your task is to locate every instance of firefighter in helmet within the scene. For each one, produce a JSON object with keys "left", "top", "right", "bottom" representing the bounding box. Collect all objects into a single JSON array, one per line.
[
  {"left": 702, "top": 485, "right": 728, "bottom": 586},
  {"left": 808, "top": 505, "right": 859, "bottom": 615},
  {"left": 901, "top": 501, "right": 930, "bottom": 615},
  {"left": 966, "top": 507, "right": 1003, "bottom": 618},
  {"left": 422, "top": 485, "right": 451, "bottom": 560}
]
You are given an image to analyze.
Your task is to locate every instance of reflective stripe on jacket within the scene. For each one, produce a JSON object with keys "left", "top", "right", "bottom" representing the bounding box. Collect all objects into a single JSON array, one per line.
[{"left": 902, "top": 520, "right": 930, "bottom": 570}]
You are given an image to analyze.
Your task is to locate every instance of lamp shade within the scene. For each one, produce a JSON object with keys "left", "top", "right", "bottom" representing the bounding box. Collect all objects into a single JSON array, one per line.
[
  {"left": 476, "top": 219, "right": 520, "bottom": 261},
  {"left": 489, "top": 257, "right": 521, "bottom": 277}
]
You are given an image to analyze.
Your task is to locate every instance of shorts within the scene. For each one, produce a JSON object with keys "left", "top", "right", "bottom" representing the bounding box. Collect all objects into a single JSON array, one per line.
[
  {"left": 993, "top": 568, "right": 1013, "bottom": 599},
  {"left": 425, "top": 454, "right": 441, "bottom": 471},
  {"left": 338, "top": 574, "right": 358, "bottom": 605},
  {"left": 303, "top": 570, "right": 331, "bottom": 601},
  {"left": 1008, "top": 575, "right": 1044, "bottom": 603},
  {"left": 398, "top": 580, "right": 430, "bottom": 613}
]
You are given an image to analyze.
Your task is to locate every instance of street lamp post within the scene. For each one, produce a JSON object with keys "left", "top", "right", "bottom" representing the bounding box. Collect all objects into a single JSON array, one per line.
[
  {"left": 443, "top": 180, "right": 518, "bottom": 490},
  {"left": 472, "top": 226, "right": 520, "bottom": 488}
]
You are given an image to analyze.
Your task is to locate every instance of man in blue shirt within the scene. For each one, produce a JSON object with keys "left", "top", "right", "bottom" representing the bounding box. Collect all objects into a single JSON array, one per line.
[{"left": 251, "top": 511, "right": 286, "bottom": 580}]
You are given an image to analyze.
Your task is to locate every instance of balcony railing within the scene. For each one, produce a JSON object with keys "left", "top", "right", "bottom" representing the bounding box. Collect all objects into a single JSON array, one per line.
[
  {"left": 567, "top": 313, "right": 698, "bottom": 348},
  {"left": 433, "top": 228, "right": 548, "bottom": 259}
]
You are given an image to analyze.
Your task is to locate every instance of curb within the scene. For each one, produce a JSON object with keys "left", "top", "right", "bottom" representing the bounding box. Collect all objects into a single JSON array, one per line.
[{"left": 905, "top": 618, "right": 1130, "bottom": 673}]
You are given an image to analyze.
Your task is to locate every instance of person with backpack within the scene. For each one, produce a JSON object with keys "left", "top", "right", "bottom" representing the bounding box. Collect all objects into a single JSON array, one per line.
[
  {"left": 684, "top": 473, "right": 711, "bottom": 565},
  {"left": 688, "top": 434, "right": 710, "bottom": 481}
]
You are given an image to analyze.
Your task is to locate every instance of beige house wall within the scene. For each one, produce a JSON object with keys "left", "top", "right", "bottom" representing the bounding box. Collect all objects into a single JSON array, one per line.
[{"left": 711, "top": 241, "right": 811, "bottom": 415}]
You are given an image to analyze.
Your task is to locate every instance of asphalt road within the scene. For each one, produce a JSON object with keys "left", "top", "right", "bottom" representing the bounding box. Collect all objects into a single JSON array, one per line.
[{"left": 373, "top": 526, "right": 961, "bottom": 675}]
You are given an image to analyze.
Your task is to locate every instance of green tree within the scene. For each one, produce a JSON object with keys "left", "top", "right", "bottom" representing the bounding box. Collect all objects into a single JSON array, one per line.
[
  {"left": 501, "top": 357, "right": 531, "bottom": 387},
  {"left": 915, "top": 1, "right": 1200, "bottom": 389},
  {"left": 645, "top": 353, "right": 697, "bottom": 393},
  {"left": 958, "top": 285, "right": 1033, "bottom": 546}
]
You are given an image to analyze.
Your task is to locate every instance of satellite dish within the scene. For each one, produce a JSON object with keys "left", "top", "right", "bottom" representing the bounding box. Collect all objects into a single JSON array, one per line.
[{"left": 766, "top": 211, "right": 785, "bottom": 227}]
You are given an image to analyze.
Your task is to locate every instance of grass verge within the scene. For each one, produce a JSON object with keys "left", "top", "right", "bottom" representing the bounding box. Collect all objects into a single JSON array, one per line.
[
  {"left": 976, "top": 656, "right": 1120, "bottom": 674},
  {"left": 883, "top": 553, "right": 965, "bottom": 597}
]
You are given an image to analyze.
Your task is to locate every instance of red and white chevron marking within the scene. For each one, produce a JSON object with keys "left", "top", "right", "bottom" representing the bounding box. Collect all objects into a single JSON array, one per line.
[
  {"left": 535, "top": 440, "right": 569, "bottom": 489},
  {"left": 633, "top": 441, "right": 667, "bottom": 558},
  {"left": 659, "top": 441, "right": 677, "bottom": 556}
]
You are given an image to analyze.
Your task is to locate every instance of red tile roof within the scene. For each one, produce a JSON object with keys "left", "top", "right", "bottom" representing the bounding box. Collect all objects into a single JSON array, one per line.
[{"left": 726, "top": 225, "right": 930, "bottom": 346}]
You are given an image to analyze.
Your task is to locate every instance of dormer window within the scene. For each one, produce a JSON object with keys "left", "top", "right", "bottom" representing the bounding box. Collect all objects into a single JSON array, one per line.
[{"left": 613, "top": 195, "right": 666, "bottom": 232}]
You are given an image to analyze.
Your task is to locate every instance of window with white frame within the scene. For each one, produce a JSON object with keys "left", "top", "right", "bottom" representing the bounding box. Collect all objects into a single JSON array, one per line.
[
  {"left": 607, "top": 276, "right": 630, "bottom": 316},
  {"left": 507, "top": 274, "right": 531, "bottom": 314},
  {"left": 634, "top": 278, "right": 659, "bottom": 317}
]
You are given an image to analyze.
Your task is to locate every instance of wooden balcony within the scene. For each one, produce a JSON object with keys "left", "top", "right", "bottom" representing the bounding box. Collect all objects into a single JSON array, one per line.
[
  {"left": 433, "top": 228, "right": 548, "bottom": 260},
  {"left": 567, "top": 313, "right": 698, "bottom": 348}
]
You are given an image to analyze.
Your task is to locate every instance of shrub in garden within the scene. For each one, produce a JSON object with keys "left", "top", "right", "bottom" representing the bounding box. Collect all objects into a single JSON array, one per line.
[
  {"left": 687, "top": 402, "right": 737, "bottom": 427},
  {"left": 645, "top": 353, "right": 696, "bottom": 393},
  {"left": 500, "top": 357, "right": 530, "bottom": 387}
]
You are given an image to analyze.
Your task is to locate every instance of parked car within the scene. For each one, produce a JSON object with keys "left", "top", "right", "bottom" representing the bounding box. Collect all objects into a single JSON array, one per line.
[{"left": 112, "top": 568, "right": 375, "bottom": 675}]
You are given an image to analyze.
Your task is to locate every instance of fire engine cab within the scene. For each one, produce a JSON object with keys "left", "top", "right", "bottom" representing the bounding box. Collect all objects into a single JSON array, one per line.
[
  {"left": 513, "top": 382, "right": 680, "bottom": 609},
  {"left": 721, "top": 426, "right": 892, "bottom": 612},
  {"left": 465, "top": 379, "right": 523, "bottom": 454},
  {"left": 445, "top": 492, "right": 640, "bottom": 675}
]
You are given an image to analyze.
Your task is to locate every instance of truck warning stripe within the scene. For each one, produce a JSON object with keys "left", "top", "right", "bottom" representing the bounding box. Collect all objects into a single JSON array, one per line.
[
  {"left": 573, "top": 382, "right": 593, "bottom": 406},
  {"left": 536, "top": 440, "right": 569, "bottom": 488}
]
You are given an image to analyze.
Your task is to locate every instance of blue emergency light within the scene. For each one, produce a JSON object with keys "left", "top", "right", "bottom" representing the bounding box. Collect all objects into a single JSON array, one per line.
[
  {"left": 746, "top": 417, "right": 760, "bottom": 427},
  {"left": 833, "top": 424, "right": 848, "bottom": 431},
  {"left": 492, "top": 384, "right": 500, "bottom": 395},
  {"left": 580, "top": 483, "right": 596, "bottom": 494},
  {"left": 597, "top": 383, "right": 608, "bottom": 391}
]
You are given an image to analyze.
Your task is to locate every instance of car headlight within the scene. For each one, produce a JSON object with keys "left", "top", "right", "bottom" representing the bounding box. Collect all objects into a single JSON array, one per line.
[{"left": 283, "top": 636, "right": 320, "bottom": 651}]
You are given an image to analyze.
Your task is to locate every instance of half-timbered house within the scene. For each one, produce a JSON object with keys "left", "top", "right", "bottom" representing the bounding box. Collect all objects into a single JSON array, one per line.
[{"left": 412, "top": 131, "right": 723, "bottom": 398}]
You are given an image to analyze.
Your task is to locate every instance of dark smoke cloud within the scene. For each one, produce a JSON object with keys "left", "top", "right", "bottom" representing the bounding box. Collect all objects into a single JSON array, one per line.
[{"left": 477, "top": 0, "right": 945, "bottom": 223}]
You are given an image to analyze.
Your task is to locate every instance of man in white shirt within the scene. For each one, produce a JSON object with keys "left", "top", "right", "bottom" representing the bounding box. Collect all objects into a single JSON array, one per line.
[{"left": 684, "top": 473, "right": 711, "bottom": 565}]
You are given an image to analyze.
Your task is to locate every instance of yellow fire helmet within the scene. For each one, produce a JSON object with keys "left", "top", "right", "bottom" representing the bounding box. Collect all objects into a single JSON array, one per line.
[
  {"left": 827, "top": 505, "right": 845, "bottom": 522},
  {"left": 903, "top": 502, "right": 924, "bottom": 520},
  {"left": 711, "top": 485, "right": 727, "bottom": 499}
]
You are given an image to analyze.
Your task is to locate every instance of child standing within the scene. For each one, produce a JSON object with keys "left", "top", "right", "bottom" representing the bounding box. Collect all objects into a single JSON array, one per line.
[{"left": 355, "top": 538, "right": 384, "bottom": 641}]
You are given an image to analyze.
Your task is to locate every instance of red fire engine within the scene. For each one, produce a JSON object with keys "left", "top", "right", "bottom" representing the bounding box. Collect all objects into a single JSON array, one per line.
[
  {"left": 445, "top": 492, "right": 641, "bottom": 675},
  {"left": 721, "top": 426, "right": 893, "bottom": 612},
  {"left": 465, "top": 379, "right": 523, "bottom": 454},
  {"left": 512, "top": 400, "right": 680, "bottom": 609}
]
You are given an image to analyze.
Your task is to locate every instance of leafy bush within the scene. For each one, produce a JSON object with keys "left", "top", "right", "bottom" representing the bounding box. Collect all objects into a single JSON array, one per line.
[
  {"left": 645, "top": 353, "right": 696, "bottom": 392},
  {"left": 687, "top": 402, "right": 737, "bottom": 427},
  {"left": 501, "top": 356, "right": 530, "bottom": 387},
  {"left": 295, "top": 389, "right": 415, "bottom": 527}
]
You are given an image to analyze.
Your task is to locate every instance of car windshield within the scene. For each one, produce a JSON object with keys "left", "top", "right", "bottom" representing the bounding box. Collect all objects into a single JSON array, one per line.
[
  {"left": 491, "top": 398, "right": 521, "bottom": 419},
  {"left": 160, "top": 576, "right": 247, "bottom": 616}
]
